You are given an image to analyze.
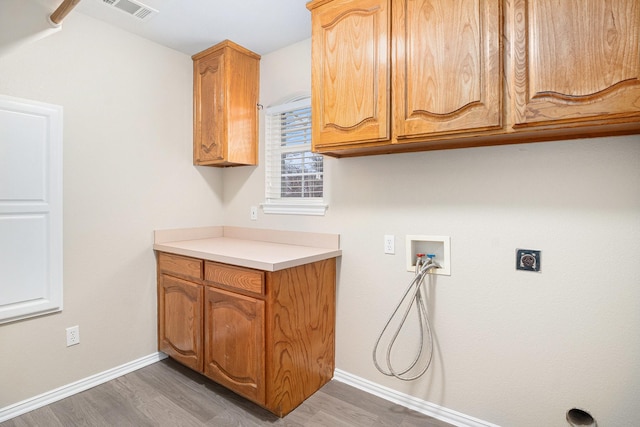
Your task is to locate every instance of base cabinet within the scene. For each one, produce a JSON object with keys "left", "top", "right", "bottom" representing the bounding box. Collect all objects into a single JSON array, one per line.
[{"left": 156, "top": 252, "right": 336, "bottom": 417}]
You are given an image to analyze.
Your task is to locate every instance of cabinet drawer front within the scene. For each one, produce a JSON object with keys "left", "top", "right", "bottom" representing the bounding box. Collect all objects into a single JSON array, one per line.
[
  {"left": 204, "top": 262, "right": 264, "bottom": 295},
  {"left": 158, "top": 252, "right": 203, "bottom": 280}
]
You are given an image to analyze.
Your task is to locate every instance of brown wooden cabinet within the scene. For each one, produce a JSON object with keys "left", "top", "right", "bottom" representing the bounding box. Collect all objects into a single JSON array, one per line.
[
  {"left": 307, "top": 0, "right": 640, "bottom": 157},
  {"left": 512, "top": 0, "right": 640, "bottom": 129},
  {"left": 156, "top": 252, "right": 336, "bottom": 417},
  {"left": 308, "top": 0, "right": 502, "bottom": 153},
  {"left": 192, "top": 40, "right": 260, "bottom": 167}
]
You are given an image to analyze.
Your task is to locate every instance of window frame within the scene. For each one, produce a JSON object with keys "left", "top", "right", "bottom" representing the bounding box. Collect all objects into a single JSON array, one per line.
[{"left": 262, "top": 97, "right": 327, "bottom": 216}]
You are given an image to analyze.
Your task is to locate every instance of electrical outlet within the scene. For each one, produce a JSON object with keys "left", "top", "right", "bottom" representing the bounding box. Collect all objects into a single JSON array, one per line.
[
  {"left": 250, "top": 206, "right": 258, "bottom": 221},
  {"left": 516, "top": 249, "right": 541, "bottom": 272},
  {"left": 66, "top": 325, "right": 80, "bottom": 347},
  {"left": 384, "top": 235, "right": 395, "bottom": 254}
]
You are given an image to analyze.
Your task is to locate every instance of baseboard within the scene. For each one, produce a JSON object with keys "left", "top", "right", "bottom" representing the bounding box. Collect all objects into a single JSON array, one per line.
[
  {"left": 0, "top": 352, "right": 168, "bottom": 423},
  {"left": 333, "top": 369, "right": 500, "bottom": 427}
]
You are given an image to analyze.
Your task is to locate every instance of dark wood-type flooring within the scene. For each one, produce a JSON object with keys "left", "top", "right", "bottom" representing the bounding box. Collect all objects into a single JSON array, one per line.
[{"left": 2, "top": 358, "right": 453, "bottom": 426}]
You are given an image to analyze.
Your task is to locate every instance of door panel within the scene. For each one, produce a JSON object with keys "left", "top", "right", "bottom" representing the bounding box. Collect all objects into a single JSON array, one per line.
[
  {"left": 195, "top": 52, "right": 225, "bottom": 162},
  {"left": 158, "top": 275, "right": 203, "bottom": 371},
  {"left": 394, "top": 0, "right": 502, "bottom": 138},
  {"left": 513, "top": 0, "right": 640, "bottom": 127},
  {"left": 310, "top": 0, "right": 390, "bottom": 147},
  {"left": 204, "top": 287, "right": 265, "bottom": 404}
]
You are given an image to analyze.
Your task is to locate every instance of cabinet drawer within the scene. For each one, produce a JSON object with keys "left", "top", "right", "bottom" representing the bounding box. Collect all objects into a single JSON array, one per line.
[
  {"left": 204, "top": 261, "right": 264, "bottom": 295},
  {"left": 158, "top": 252, "right": 203, "bottom": 280}
]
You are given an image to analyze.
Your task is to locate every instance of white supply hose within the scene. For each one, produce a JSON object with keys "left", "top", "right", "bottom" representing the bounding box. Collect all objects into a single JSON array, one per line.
[{"left": 373, "top": 254, "right": 439, "bottom": 381}]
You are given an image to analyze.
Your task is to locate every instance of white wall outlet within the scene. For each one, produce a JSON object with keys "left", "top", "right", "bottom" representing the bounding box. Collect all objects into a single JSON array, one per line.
[
  {"left": 384, "top": 234, "right": 395, "bottom": 254},
  {"left": 406, "top": 235, "right": 451, "bottom": 275},
  {"left": 250, "top": 206, "right": 258, "bottom": 221},
  {"left": 66, "top": 325, "right": 80, "bottom": 347}
]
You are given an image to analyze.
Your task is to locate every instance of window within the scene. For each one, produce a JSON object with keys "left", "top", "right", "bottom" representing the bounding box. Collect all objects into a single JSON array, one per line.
[{"left": 264, "top": 97, "right": 326, "bottom": 215}]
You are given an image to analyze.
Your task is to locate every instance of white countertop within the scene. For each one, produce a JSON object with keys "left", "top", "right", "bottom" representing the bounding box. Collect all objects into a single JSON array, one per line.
[{"left": 153, "top": 226, "right": 341, "bottom": 271}]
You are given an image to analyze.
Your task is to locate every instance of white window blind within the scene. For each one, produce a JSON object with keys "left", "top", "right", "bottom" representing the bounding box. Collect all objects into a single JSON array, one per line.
[{"left": 264, "top": 98, "right": 326, "bottom": 215}]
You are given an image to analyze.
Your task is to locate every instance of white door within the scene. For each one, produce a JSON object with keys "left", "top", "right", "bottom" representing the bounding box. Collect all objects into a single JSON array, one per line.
[{"left": 0, "top": 94, "right": 62, "bottom": 324}]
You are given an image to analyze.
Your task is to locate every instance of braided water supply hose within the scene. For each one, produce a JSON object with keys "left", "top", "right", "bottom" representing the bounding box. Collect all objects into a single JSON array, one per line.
[{"left": 373, "top": 253, "right": 440, "bottom": 381}]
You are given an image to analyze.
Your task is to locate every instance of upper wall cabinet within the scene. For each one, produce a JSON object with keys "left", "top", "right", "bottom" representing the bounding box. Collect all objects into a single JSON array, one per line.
[
  {"left": 512, "top": 0, "right": 640, "bottom": 129},
  {"left": 308, "top": 0, "right": 502, "bottom": 154},
  {"left": 192, "top": 40, "right": 260, "bottom": 167},
  {"left": 307, "top": 0, "right": 640, "bottom": 158},
  {"left": 309, "top": 0, "right": 391, "bottom": 147}
]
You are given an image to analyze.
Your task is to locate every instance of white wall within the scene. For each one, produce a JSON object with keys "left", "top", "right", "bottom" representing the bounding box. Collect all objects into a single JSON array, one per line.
[
  {"left": 223, "top": 39, "right": 640, "bottom": 426},
  {"left": 0, "top": 12, "right": 223, "bottom": 406}
]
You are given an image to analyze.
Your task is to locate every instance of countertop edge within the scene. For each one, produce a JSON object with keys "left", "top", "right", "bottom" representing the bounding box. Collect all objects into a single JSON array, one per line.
[
  {"left": 153, "top": 242, "right": 341, "bottom": 272},
  {"left": 153, "top": 226, "right": 341, "bottom": 272}
]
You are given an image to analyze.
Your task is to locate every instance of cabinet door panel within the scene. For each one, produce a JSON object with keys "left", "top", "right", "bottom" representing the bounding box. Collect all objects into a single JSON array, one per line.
[
  {"left": 394, "top": 0, "right": 502, "bottom": 138},
  {"left": 204, "top": 287, "right": 265, "bottom": 404},
  {"left": 194, "top": 52, "right": 225, "bottom": 163},
  {"left": 158, "top": 275, "right": 203, "bottom": 371},
  {"left": 310, "top": 0, "right": 390, "bottom": 147},
  {"left": 513, "top": 0, "right": 640, "bottom": 127}
]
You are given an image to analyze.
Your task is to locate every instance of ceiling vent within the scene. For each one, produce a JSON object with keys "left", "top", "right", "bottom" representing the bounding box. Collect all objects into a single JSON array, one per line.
[{"left": 101, "top": 0, "right": 158, "bottom": 21}]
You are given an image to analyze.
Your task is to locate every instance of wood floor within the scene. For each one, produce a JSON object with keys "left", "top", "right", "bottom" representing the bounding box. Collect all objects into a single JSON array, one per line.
[{"left": 3, "top": 358, "right": 453, "bottom": 426}]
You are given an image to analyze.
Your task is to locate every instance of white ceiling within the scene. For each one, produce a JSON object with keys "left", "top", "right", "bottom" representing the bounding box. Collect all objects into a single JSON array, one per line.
[{"left": 58, "top": 0, "right": 312, "bottom": 56}]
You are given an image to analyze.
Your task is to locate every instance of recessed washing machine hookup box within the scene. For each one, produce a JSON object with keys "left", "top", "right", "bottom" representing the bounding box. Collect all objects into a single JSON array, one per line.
[{"left": 406, "top": 235, "right": 451, "bottom": 275}]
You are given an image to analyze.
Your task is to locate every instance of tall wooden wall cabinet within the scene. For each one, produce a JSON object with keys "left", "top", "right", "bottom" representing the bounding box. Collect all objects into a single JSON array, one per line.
[
  {"left": 192, "top": 40, "right": 260, "bottom": 166},
  {"left": 307, "top": 0, "right": 640, "bottom": 157}
]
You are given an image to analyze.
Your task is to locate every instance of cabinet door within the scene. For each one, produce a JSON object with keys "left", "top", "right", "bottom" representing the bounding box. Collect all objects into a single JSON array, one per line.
[
  {"left": 394, "top": 0, "right": 502, "bottom": 139},
  {"left": 204, "top": 287, "right": 265, "bottom": 405},
  {"left": 513, "top": 0, "right": 640, "bottom": 127},
  {"left": 158, "top": 275, "right": 203, "bottom": 371},
  {"left": 194, "top": 51, "right": 225, "bottom": 164},
  {"left": 309, "top": 0, "right": 390, "bottom": 148}
]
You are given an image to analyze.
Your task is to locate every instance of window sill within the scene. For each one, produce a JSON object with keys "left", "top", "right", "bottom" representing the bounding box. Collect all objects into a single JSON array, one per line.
[{"left": 261, "top": 201, "right": 327, "bottom": 216}]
